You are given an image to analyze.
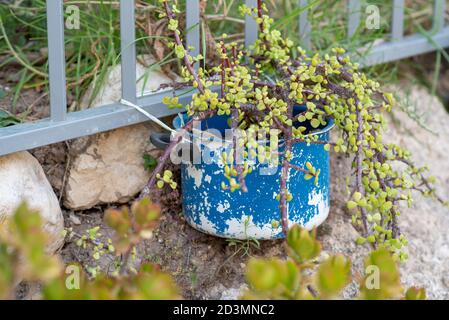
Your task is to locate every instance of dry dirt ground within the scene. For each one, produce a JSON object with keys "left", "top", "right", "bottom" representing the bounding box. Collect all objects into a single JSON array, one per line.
[
  {"left": 60, "top": 191, "right": 286, "bottom": 300},
  {"left": 59, "top": 195, "right": 345, "bottom": 300},
  {"left": 0, "top": 66, "right": 50, "bottom": 121}
]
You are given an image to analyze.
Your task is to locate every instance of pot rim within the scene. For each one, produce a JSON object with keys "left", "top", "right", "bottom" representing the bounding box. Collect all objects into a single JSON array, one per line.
[{"left": 173, "top": 112, "right": 335, "bottom": 145}]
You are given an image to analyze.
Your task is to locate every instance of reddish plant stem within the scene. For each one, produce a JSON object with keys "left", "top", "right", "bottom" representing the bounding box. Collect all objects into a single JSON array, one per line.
[
  {"left": 255, "top": 98, "right": 289, "bottom": 135},
  {"left": 231, "top": 45, "right": 238, "bottom": 65},
  {"left": 220, "top": 40, "right": 226, "bottom": 98},
  {"left": 292, "top": 139, "right": 336, "bottom": 146},
  {"left": 231, "top": 108, "right": 248, "bottom": 192},
  {"left": 373, "top": 155, "right": 400, "bottom": 239},
  {"left": 279, "top": 160, "right": 290, "bottom": 235},
  {"left": 140, "top": 111, "right": 215, "bottom": 199},
  {"left": 279, "top": 97, "right": 294, "bottom": 235},
  {"left": 377, "top": 144, "right": 444, "bottom": 236},
  {"left": 256, "top": 0, "right": 264, "bottom": 32},
  {"left": 163, "top": 1, "right": 205, "bottom": 94},
  {"left": 286, "top": 163, "right": 314, "bottom": 175},
  {"left": 323, "top": 70, "right": 370, "bottom": 236},
  {"left": 140, "top": 119, "right": 194, "bottom": 199},
  {"left": 397, "top": 157, "right": 446, "bottom": 204},
  {"left": 354, "top": 100, "right": 369, "bottom": 236},
  {"left": 251, "top": 80, "right": 276, "bottom": 88},
  {"left": 239, "top": 104, "right": 266, "bottom": 120},
  {"left": 390, "top": 208, "right": 400, "bottom": 239}
]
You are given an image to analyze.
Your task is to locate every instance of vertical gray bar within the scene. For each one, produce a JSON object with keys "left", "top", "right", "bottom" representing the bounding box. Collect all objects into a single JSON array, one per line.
[
  {"left": 120, "top": 0, "right": 137, "bottom": 103},
  {"left": 348, "top": 0, "right": 361, "bottom": 38},
  {"left": 186, "top": 0, "right": 200, "bottom": 71},
  {"left": 299, "top": 0, "right": 311, "bottom": 50},
  {"left": 46, "top": 0, "right": 67, "bottom": 122},
  {"left": 433, "top": 0, "right": 446, "bottom": 31},
  {"left": 245, "top": 0, "right": 258, "bottom": 48},
  {"left": 392, "top": 0, "right": 404, "bottom": 41}
]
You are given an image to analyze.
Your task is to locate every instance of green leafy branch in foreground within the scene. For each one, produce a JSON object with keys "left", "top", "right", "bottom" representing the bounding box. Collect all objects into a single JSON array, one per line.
[
  {"left": 0, "top": 203, "right": 62, "bottom": 299},
  {"left": 0, "top": 201, "right": 180, "bottom": 300},
  {"left": 244, "top": 225, "right": 426, "bottom": 300},
  {"left": 0, "top": 203, "right": 426, "bottom": 300}
]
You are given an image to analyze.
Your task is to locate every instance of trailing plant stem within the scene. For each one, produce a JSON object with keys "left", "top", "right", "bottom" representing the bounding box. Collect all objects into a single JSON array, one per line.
[{"left": 355, "top": 101, "right": 369, "bottom": 236}]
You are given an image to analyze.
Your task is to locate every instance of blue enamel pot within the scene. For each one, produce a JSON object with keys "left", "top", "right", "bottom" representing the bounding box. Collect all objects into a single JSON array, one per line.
[{"left": 168, "top": 106, "right": 334, "bottom": 240}]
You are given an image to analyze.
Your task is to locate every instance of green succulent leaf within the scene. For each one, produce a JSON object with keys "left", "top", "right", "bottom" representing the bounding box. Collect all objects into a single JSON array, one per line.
[
  {"left": 405, "top": 287, "right": 426, "bottom": 300},
  {"left": 286, "top": 225, "right": 321, "bottom": 264},
  {"left": 316, "top": 255, "right": 351, "bottom": 298}
]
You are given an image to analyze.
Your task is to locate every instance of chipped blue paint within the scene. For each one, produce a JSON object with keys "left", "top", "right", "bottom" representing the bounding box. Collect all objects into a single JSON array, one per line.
[{"left": 173, "top": 106, "right": 334, "bottom": 240}]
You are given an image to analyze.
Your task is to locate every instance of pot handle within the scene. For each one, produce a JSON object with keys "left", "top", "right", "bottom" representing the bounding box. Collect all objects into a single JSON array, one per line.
[{"left": 150, "top": 132, "right": 171, "bottom": 150}]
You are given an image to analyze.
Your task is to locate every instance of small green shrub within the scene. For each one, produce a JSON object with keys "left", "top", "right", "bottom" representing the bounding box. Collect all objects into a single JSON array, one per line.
[
  {"left": 0, "top": 201, "right": 180, "bottom": 300},
  {"left": 244, "top": 225, "right": 425, "bottom": 300}
]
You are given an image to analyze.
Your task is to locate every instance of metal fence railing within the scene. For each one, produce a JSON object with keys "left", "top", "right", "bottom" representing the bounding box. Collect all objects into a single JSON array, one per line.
[{"left": 1, "top": 0, "right": 448, "bottom": 156}]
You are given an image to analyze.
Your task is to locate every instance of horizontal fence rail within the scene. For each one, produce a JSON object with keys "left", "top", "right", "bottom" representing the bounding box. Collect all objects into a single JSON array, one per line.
[{"left": 1, "top": 0, "right": 448, "bottom": 156}]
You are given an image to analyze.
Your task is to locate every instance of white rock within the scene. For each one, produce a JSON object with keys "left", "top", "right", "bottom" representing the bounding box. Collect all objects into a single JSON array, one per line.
[
  {"left": 220, "top": 285, "right": 248, "bottom": 300},
  {"left": 64, "top": 55, "right": 176, "bottom": 210},
  {"left": 64, "top": 123, "right": 162, "bottom": 209},
  {"left": 80, "top": 55, "right": 178, "bottom": 108},
  {"left": 204, "top": 283, "right": 248, "bottom": 300},
  {"left": 0, "top": 151, "right": 64, "bottom": 253}
]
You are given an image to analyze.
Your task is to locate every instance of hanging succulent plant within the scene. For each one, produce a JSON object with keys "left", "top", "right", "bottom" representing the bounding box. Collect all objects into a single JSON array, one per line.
[{"left": 142, "top": 0, "right": 447, "bottom": 260}]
